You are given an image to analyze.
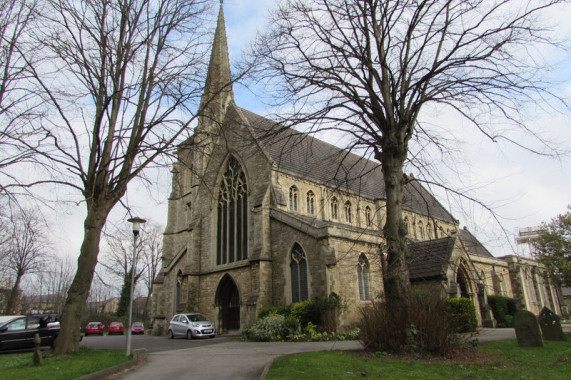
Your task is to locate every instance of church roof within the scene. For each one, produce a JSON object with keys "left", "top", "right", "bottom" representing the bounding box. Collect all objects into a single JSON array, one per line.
[
  {"left": 408, "top": 237, "right": 455, "bottom": 281},
  {"left": 239, "top": 108, "right": 456, "bottom": 223},
  {"left": 458, "top": 227, "right": 494, "bottom": 258}
]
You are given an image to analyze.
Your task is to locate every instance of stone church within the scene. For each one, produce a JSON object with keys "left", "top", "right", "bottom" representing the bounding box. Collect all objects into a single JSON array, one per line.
[{"left": 151, "top": 4, "right": 562, "bottom": 334}]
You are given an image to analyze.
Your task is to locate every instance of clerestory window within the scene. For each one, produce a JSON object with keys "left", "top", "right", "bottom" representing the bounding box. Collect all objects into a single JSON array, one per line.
[
  {"left": 289, "top": 186, "right": 298, "bottom": 211},
  {"left": 331, "top": 197, "right": 338, "bottom": 220},
  {"left": 306, "top": 190, "right": 315, "bottom": 215},
  {"left": 365, "top": 206, "right": 372, "bottom": 227},
  {"left": 344, "top": 201, "right": 352, "bottom": 223}
]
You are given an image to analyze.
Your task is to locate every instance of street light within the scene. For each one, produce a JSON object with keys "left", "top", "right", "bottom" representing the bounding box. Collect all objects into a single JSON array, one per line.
[{"left": 126, "top": 217, "right": 146, "bottom": 357}]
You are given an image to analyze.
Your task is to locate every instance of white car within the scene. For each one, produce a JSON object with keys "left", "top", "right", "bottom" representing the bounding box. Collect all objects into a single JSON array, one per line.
[{"left": 168, "top": 313, "right": 216, "bottom": 339}]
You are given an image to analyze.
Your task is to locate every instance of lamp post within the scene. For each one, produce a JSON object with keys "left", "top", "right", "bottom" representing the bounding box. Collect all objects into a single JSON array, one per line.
[{"left": 126, "top": 217, "right": 146, "bottom": 357}]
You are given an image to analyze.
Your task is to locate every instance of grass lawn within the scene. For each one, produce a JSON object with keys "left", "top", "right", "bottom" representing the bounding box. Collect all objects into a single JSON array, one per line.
[
  {"left": 0, "top": 347, "right": 131, "bottom": 380},
  {"left": 265, "top": 337, "right": 571, "bottom": 380}
]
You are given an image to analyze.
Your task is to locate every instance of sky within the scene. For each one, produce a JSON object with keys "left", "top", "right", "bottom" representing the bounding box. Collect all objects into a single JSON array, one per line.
[{"left": 47, "top": 0, "right": 571, "bottom": 263}]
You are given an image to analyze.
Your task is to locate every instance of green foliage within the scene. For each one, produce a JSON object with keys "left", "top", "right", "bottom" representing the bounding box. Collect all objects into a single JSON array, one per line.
[
  {"left": 246, "top": 314, "right": 300, "bottom": 341},
  {"left": 444, "top": 297, "right": 478, "bottom": 333},
  {"left": 533, "top": 206, "right": 571, "bottom": 287},
  {"left": 488, "top": 295, "right": 519, "bottom": 327},
  {"left": 249, "top": 293, "right": 349, "bottom": 342},
  {"left": 116, "top": 272, "right": 132, "bottom": 318},
  {"left": 291, "top": 300, "right": 316, "bottom": 327},
  {"left": 258, "top": 305, "right": 292, "bottom": 319}
]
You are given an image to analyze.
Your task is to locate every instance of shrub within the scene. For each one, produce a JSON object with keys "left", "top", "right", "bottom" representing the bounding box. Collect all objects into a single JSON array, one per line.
[
  {"left": 246, "top": 314, "right": 288, "bottom": 342},
  {"left": 258, "top": 305, "right": 292, "bottom": 319},
  {"left": 291, "top": 300, "right": 315, "bottom": 328},
  {"left": 488, "top": 295, "right": 518, "bottom": 327},
  {"left": 360, "top": 293, "right": 459, "bottom": 355},
  {"left": 444, "top": 297, "right": 478, "bottom": 333}
]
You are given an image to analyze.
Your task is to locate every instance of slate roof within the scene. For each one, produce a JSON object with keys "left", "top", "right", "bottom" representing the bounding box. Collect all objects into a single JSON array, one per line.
[
  {"left": 458, "top": 228, "right": 494, "bottom": 258},
  {"left": 408, "top": 237, "right": 456, "bottom": 281},
  {"left": 239, "top": 108, "right": 456, "bottom": 223}
]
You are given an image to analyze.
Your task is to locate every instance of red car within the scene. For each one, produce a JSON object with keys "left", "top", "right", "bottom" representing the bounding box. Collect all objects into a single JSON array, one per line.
[
  {"left": 84, "top": 322, "right": 104, "bottom": 336},
  {"left": 108, "top": 322, "right": 125, "bottom": 335},
  {"left": 131, "top": 322, "right": 144, "bottom": 335}
]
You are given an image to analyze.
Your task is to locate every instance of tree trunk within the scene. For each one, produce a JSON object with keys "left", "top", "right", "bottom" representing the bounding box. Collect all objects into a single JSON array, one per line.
[
  {"left": 54, "top": 207, "right": 107, "bottom": 354},
  {"left": 380, "top": 142, "right": 411, "bottom": 307},
  {"left": 6, "top": 273, "right": 23, "bottom": 314}
]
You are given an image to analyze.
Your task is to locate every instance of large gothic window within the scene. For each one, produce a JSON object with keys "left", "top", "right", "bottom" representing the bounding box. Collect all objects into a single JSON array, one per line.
[
  {"left": 306, "top": 190, "right": 315, "bottom": 215},
  {"left": 290, "top": 244, "right": 309, "bottom": 303},
  {"left": 289, "top": 186, "right": 298, "bottom": 211},
  {"left": 217, "top": 157, "right": 248, "bottom": 265},
  {"left": 357, "top": 254, "right": 370, "bottom": 300}
]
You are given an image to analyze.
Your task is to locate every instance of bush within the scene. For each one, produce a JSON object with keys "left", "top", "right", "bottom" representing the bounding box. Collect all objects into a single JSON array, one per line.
[
  {"left": 249, "top": 293, "right": 347, "bottom": 341},
  {"left": 488, "top": 295, "right": 519, "bottom": 327},
  {"left": 444, "top": 297, "right": 478, "bottom": 333},
  {"left": 258, "top": 305, "right": 292, "bottom": 319},
  {"left": 360, "top": 293, "right": 460, "bottom": 355},
  {"left": 246, "top": 314, "right": 289, "bottom": 341}
]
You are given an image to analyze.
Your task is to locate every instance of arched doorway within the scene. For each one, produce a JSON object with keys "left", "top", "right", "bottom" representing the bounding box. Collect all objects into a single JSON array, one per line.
[
  {"left": 457, "top": 264, "right": 472, "bottom": 299},
  {"left": 215, "top": 274, "right": 240, "bottom": 333}
]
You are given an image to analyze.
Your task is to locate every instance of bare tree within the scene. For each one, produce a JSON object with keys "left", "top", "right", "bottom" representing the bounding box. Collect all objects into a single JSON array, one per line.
[
  {"left": 8, "top": 0, "right": 220, "bottom": 353},
  {"left": 139, "top": 223, "right": 163, "bottom": 317},
  {"left": 34, "top": 255, "right": 76, "bottom": 313},
  {"left": 101, "top": 222, "right": 162, "bottom": 318},
  {"left": 251, "top": 0, "right": 567, "bottom": 309},
  {"left": 1, "top": 207, "right": 50, "bottom": 314},
  {"left": 0, "top": 0, "right": 47, "bottom": 198}
]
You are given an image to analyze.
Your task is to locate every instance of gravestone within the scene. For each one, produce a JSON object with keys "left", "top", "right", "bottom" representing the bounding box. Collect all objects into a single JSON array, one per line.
[
  {"left": 538, "top": 307, "right": 567, "bottom": 341},
  {"left": 513, "top": 310, "right": 543, "bottom": 347}
]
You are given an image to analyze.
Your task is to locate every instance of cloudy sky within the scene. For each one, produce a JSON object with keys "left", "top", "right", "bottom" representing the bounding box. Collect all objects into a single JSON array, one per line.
[{"left": 50, "top": 0, "right": 570, "bottom": 260}]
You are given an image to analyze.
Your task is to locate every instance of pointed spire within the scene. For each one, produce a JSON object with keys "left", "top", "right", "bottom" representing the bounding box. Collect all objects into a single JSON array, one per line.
[{"left": 200, "top": 1, "right": 234, "bottom": 123}]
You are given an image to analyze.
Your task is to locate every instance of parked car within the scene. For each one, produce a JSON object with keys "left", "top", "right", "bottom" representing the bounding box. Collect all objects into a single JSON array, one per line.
[
  {"left": 108, "top": 322, "right": 124, "bottom": 335},
  {"left": 0, "top": 315, "right": 60, "bottom": 351},
  {"left": 131, "top": 322, "right": 144, "bottom": 335},
  {"left": 168, "top": 313, "right": 216, "bottom": 339},
  {"left": 84, "top": 322, "right": 104, "bottom": 336}
]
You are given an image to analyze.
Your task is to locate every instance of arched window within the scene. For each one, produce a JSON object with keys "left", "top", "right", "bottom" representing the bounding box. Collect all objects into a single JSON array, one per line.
[
  {"left": 404, "top": 216, "right": 410, "bottom": 234},
  {"left": 331, "top": 197, "right": 338, "bottom": 220},
  {"left": 290, "top": 244, "right": 309, "bottom": 303},
  {"left": 289, "top": 186, "right": 298, "bottom": 211},
  {"left": 357, "top": 254, "right": 370, "bottom": 300},
  {"left": 217, "top": 156, "right": 248, "bottom": 265},
  {"left": 427, "top": 223, "right": 432, "bottom": 239},
  {"left": 306, "top": 190, "right": 315, "bottom": 215},
  {"left": 344, "top": 201, "right": 352, "bottom": 223},
  {"left": 365, "top": 206, "right": 372, "bottom": 227},
  {"left": 418, "top": 221, "right": 424, "bottom": 239}
]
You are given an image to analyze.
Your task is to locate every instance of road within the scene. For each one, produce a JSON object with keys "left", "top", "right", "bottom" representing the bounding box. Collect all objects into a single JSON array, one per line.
[{"left": 80, "top": 333, "right": 234, "bottom": 353}]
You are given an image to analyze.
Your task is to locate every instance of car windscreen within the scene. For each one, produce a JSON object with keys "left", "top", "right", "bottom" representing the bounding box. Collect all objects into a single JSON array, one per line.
[{"left": 187, "top": 314, "right": 207, "bottom": 322}]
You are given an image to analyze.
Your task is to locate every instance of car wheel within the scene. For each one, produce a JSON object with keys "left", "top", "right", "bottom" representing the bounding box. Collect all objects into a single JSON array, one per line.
[
  {"left": 186, "top": 330, "right": 193, "bottom": 340},
  {"left": 209, "top": 335, "right": 215, "bottom": 339},
  {"left": 168, "top": 330, "right": 174, "bottom": 339}
]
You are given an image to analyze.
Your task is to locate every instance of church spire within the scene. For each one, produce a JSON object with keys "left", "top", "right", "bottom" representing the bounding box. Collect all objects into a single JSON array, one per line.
[{"left": 200, "top": 0, "right": 234, "bottom": 123}]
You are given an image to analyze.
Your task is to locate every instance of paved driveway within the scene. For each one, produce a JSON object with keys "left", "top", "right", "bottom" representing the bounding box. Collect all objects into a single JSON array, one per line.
[{"left": 80, "top": 333, "right": 232, "bottom": 353}]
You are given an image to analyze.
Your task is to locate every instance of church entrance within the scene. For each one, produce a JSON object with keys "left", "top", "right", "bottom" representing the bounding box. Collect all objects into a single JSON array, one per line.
[
  {"left": 457, "top": 265, "right": 472, "bottom": 299},
  {"left": 215, "top": 275, "right": 240, "bottom": 333}
]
